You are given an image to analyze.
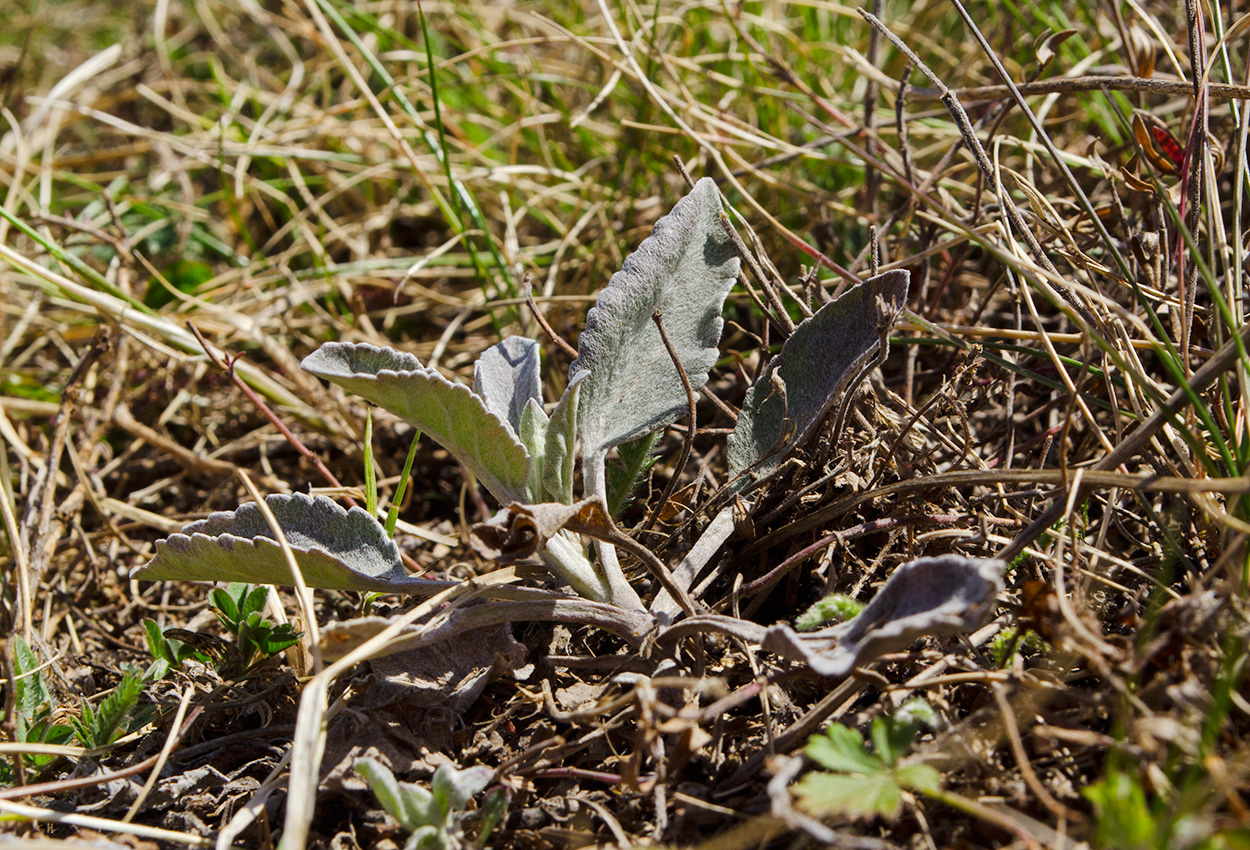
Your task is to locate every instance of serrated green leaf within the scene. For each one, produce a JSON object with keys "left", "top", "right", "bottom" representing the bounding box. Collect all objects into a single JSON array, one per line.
[
  {"left": 805, "top": 724, "right": 884, "bottom": 775},
  {"left": 133, "top": 494, "right": 439, "bottom": 593},
  {"left": 893, "top": 763, "right": 941, "bottom": 793},
  {"left": 728, "top": 269, "right": 909, "bottom": 485},
  {"left": 81, "top": 667, "right": 145, "bottom": 746},
  {"left": 302, "top": 342, "right": 530, "bottom": 502},
  {"left": 792, "top": 770, "right": 902, "bottom": 819},
  {"left": 571, "top": 178, "right": 738, "bottom": 495},
  {"left": 872, "top": 717, "right": 918, "bottom": 768}
]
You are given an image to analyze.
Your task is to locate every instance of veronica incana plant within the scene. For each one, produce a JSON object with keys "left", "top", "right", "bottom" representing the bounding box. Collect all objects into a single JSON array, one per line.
[{"left": 138, "top": 178, "right": 739, "bottom": 612}]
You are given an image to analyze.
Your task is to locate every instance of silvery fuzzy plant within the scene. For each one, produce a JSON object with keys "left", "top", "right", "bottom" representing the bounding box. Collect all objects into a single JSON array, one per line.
[{"left": 134, "top": 178, "right": 1004, "bottom": 668}]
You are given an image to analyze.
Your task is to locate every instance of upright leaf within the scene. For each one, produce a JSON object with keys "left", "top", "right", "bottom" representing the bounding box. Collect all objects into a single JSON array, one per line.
[
  {"left": 302, "top": 342, "right": 530, "bottom": 502},
  {"left": 13, "top": 636, "right": 51, "bottom": 721},
  {"left": 571, "top": 177, "right": 739, "bottom": 494},
  {"left": 472, "top": 336, "right": 542, "bottom": 439},
  {"left": 517, "top": 398, "right": 549, "bottom": 503},
  {"left": 543, "top": 370, "right": 586, "bottom": 504},
  {"left": 728, "top": 269, "right": 909, "bottom": 486}
]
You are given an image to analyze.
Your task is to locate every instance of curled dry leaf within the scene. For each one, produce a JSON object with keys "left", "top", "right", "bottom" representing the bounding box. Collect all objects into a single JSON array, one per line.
[
  {"left": 760, "top": 555, "right": 1005, "bottom": 677},
  {"left": 133, "top": 493, "right": 437, "bottom": 593},
  {"left": 469, "top": 498, "right": 614, "bottom": 563}
]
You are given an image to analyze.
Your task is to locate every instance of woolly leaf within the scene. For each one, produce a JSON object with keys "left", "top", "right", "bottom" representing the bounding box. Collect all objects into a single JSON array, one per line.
[
  {"left": 302, "top": 342, "right": 530, "bottom": 502},
  {"left": 728, "top": 269, "right": 909, "bottom": 486},
  {"left": 761, "top": 555, "right": 1004, "bottom": 677},
  {"left": 472, "top": 337, "right": 542, "bottom": 439},
  {"left": 517, "top": 398, "right": 549, "bottom": 503},
  {"left": 543, "top": 371, "right": 585, "bottom": 504},
  {"left": 133, "top": 493, "right": 438, "bottom": 593},
  {"left": 571, "top": 178, "right": 739, "bottom": 493}
]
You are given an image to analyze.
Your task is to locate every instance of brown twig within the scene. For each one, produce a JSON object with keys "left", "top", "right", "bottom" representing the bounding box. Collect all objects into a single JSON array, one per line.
[
  {"left": 726, "top": 513, "right": 964, "bottom": 603},
  {"left": 522, "top": 271, "right": 578, "bottom": 360},
  {"left": 639, "top": 311, "right": 697, "bottom": 538},
  {"left": 187, "top": 322, "right": 345, "bottom": 493}
]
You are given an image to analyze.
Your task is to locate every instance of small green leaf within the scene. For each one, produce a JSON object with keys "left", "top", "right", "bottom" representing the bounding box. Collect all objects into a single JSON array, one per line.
[
  {"left": 78, "top": 667, "right": 145, "bottom": 747},
  {"left": 355, "top": 758, "right": 442, "bottom": 830},
  {"left": 893, "top": 763, "right": 941, "bottom": 794},
  {"left": 606, "top": 430, "right": 661, "bottom": 516},
  {"left": 13, "top": 636, "right": 52, "bottom": 721},
  {"left": 211, "top": 586, "right": 241, "bottom": 626},
  {"left": 871, "top": 717, "right": 917, "bottom": 768},
  {"left": 1084, "top": 769, "right": 1156, "bottom": 850},
  {"left": 431, "top": 764, "right": 492, "bottom": 815},
  {"left": 805, "top": 724, "right": 884, "bottom": 775},
  {"left": 793, "top": 770, "right": 902, "bottom": 819},
  {"left": 242, "top": 586, "right": 271, "bottom": 620},
  {"left": 142, "top": 619, "right": 172, "bottom": 664},
  {"left": 477, "top": 787, "right": 508, "bottom": 845},
  {"left": 795, "top": 593, "right": 864, "bottom": 631}
]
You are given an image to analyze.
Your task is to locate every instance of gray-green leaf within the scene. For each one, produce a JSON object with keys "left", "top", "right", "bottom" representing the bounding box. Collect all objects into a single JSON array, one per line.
[
  {"left": 472, "top": 336, "right": 542, "bottom": 439},
  {"left": 543, "top": 370, "right": 585, "bottom": 504},
  {"left": 761, "top": 555, "right": 1004, "bottom": 677},
  {"left": 571, "top": 177, "right": 739, "bottom": 493},
  {"left": 132, "top": 493, "right": 438, "bottom": 593},
  {"left": 727, "top": 269, "right": 909, "bottom": 486},
  {"left": 302, "top": 342, "right": 530, "bottom": 502}
]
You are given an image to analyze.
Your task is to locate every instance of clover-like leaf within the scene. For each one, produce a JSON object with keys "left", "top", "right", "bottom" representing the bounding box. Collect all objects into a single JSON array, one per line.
[
  {"left": 728, "top": 269, "right": 909, "bottom": 486},
  {"left": 472, "top": 336, "right": 542, "bottom": 439},
  {"left": 571, "top": 177, "right": 739, "bottom": 495},
  {"left": 302, "top": 342, "right": 530, "bottom": 502},
  {"left": 132, "top": 493, "right": 438, "bottom": 593},
  {"left": 792, "top": 769, "right": 902, "bottom": 820},
  {"left": 761, "top": 555, "right": 1004, "bottom": 677}
]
